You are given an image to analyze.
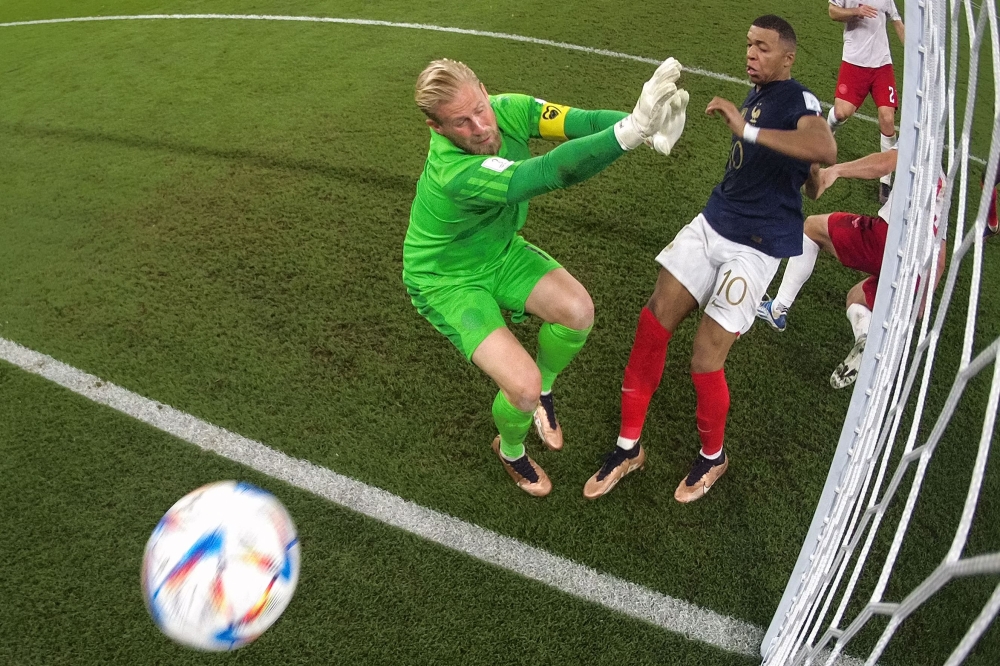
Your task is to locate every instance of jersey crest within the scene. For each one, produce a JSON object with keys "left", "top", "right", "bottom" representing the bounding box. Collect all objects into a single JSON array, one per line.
[
  {"left": 802, "top": 91, "right": 823, "bottom": 114},
  {"left": 480, "top": 157, "right": 514, "bottom": 173}
]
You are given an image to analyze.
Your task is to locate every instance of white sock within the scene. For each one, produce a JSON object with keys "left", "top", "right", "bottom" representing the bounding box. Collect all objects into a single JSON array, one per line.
[
  {"left": 616, "top": 436, "right": 638, "bottom": 450},
  {"left": 846, "top": 303, "right": 872, "bottom": 341},
  {"left": 774, "top": 235, "right": 821, "bottom": 313},
  {"left": 827, "top": 106, "right": 844, "bottom": 132},
  {"left": 880, "top": 133, "right": 897, "bottom": 185},
  {"left": 501, "top": 446, "right": 526, "bottom": 462},
  {"left": 700, "top": 447, "right": 723, "bottom": 460}
]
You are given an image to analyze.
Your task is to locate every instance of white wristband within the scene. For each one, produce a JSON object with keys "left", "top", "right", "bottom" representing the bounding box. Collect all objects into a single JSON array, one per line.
[
  {"left": 743, "top": 124, "right": 760, "bottom": 144},
  {"left": 613, "top": 115, "right": 644, "bottom": 151}
]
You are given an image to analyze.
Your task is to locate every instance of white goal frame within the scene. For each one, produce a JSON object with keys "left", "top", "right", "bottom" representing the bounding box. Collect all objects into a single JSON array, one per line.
[{"left": 762, "top": 0, "right": 1000, "bottom": 664}]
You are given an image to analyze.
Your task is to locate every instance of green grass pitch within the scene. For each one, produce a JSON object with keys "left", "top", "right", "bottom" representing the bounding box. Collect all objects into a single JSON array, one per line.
[{"left": 1, "top": 1, "right": 997, "bottom": 664}]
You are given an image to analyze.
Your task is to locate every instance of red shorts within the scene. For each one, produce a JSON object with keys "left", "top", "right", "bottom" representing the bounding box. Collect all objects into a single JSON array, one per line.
[
  {"left": 836, "top": 61, "right": 898, "bottom": 109},
  {"left": 828, "top": 212, "right": 889, "bottom": 310}
]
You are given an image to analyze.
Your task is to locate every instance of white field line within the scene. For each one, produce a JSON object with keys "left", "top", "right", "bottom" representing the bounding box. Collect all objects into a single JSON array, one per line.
[
  {"left": 1, "top": 12, "right": 987, "bottom": 166},
  {"left": 0, "top": 336, "right": 762, "bottom": 657}
]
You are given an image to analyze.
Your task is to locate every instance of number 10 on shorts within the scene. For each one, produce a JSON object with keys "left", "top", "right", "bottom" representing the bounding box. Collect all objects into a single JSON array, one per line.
[{"left": 716, "top": 269, "right": 748, "bottom": 306}]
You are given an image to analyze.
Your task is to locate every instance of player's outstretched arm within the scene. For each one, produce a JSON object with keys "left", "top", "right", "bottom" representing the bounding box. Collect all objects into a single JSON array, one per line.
[
  {"left": 505, "top": 89, "right": 688, "bottom": 203},
  {"left": 805, "top": 149, "right": 899, "bottom": 199},
  {"left": 502, "top": 59, "right": 686, "bottom": 203},
  {"left": 830, "top": 149, "right": 898, "bottom": 180},
  {"left": 561, "top": 108, "right": 629, "bottom": 139},
  {"left": 706, "top": 97, "right": 837, "bottom": 164},
  {"left": 536, "top": 59, "right": 681, "bottom": 142},
  {"left": 761, "top": 115, "right": 837, "bottom": 164},
  {"left": 829, "top": 3, "right": 879, "bottom": 22},
  {"left": 533, "top": 100, "right": 627, "bottom": 141},
  {"left": 545, "top": 90, "right": 690, "bottom": 149}
]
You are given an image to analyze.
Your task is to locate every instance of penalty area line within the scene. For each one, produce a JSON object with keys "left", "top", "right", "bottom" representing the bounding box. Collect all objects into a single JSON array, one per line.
[
  {"left": 2, "top": 11, "right": 983, "bottom": 165},
  {"left": 0, "top": 335, "right": 764, "bottom": 657}
]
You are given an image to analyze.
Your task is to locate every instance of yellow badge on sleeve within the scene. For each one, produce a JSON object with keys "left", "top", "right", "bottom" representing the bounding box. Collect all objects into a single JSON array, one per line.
[{"left": 538, "top": 101, "right": 571, "bottom": 141}]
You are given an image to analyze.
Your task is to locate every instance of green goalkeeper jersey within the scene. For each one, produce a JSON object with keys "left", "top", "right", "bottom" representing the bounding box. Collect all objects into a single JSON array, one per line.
[
  {"left": 403, "top": 94, "right": 627, "bottom": 285},
  {"left": 403, "top": 94, "right": 542, "bottom": 283}
]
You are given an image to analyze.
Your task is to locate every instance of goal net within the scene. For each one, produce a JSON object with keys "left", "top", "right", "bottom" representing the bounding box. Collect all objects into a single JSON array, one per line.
[{"left": 761, "top": 0, "right": 1000, "bottom": 664}]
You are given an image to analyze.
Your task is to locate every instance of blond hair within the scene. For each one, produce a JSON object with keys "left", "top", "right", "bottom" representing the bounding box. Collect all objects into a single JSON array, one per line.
[{"left": 415, "top": 59, "right": 480, "bottom": 121}]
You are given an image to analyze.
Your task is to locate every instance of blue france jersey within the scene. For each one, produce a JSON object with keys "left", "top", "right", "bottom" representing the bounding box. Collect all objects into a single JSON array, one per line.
[{"left": 701, "top": 78, "right": 824, "bottom": 257}]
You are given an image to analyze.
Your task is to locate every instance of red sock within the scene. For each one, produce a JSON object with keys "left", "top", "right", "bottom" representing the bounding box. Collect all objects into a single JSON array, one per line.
[
  {"left": 619, "top": 307, "right": 671, "bottom": 440},
  {"left": 691, "top": 369, "right": 730, "bottom": 457}
]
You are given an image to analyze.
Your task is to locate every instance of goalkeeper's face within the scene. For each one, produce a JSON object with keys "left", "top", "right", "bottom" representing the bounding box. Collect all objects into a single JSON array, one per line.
[{"left": 426, "top": 83, "right": 501, "bottom": 155}]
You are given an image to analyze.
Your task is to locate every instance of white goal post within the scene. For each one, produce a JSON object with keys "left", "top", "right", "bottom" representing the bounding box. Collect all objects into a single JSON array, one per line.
[{"left": 761, "top": 0, "right": 1000, "bottom": 664}]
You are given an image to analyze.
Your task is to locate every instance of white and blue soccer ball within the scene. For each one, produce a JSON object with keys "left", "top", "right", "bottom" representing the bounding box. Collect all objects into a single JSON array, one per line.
[{"left": 141, "top": 480, "right": 300, "bottom": 651}]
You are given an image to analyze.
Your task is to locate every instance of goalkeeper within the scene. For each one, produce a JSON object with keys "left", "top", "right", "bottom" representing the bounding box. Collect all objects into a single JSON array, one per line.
[{"left": 403, "top": 58, "right": 689, "bottom": 497}]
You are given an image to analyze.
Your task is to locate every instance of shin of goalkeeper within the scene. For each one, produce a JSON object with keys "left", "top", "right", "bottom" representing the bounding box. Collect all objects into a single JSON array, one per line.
[{"left": 405, "top": 57, "right": 689, "bottom": 497}]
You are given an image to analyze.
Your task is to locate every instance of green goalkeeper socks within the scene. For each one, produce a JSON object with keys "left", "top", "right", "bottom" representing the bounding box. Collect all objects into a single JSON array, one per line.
[
  {"left": 537, "top": 323, "right": 592, "bottom": 393},
  {"left": 491, "top": 324, "right": 590, "bottom": 459},
  {"left": 492, "top": 391, "right": 533, "bottom": 459}
]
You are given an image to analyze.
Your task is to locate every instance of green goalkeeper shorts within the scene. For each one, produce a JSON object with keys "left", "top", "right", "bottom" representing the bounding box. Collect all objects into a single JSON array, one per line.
[{"left": 404, "top": 236, "right": 561, "bottom": 361}]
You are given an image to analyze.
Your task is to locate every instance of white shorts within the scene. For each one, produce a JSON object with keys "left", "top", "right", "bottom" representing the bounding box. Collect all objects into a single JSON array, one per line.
[{"left": 656, "top": 213, "right": 781, "bottom": 335}]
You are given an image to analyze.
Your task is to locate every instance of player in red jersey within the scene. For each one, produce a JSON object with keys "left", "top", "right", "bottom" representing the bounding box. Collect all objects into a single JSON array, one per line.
[
  {"left": 827, "top": 0, "right": 905, "bottom": 204},
  {"left": 757, "top": 148, "right": 950, "bottom": 388}
]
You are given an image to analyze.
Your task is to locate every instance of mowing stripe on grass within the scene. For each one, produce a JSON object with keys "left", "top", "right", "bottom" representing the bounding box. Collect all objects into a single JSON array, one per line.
[
  {"left": 4, "top": 10, "right": 980, "bottom": 165},
  {"left": 0, "top": 335, "right": 766, "bottom": 657}
]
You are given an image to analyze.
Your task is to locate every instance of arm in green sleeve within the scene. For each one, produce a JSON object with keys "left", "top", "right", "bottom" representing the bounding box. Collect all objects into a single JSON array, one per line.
[
  {"left": 562, "top": 108, "right": 629, "bottom": 139},
  {"left": 506, "top": 125, "right": 625, "bottom": 204}
]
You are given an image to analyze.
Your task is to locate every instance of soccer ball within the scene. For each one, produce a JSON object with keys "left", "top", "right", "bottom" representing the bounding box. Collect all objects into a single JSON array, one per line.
[{"left": 141, "top": 481, "right": 300, "bottom": 651}]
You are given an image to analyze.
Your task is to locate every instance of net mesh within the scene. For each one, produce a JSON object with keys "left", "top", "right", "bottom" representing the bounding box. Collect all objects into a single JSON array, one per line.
[{"left": 762, "top": 0, "right": 1000, "bottom": 664}]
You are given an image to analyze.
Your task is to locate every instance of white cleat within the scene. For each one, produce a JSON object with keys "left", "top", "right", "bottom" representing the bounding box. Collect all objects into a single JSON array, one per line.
[{"left": 831, "top": 335, "right": 867, "bottom": 389}]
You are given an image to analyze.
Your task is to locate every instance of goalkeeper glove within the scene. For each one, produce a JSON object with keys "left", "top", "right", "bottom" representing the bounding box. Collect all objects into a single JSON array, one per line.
[
  {"left": 614, "top": 57, "right": 683, "bottom": 150},
  {"left": 645, "top": 89, "right": 690, "bottom": 156}
]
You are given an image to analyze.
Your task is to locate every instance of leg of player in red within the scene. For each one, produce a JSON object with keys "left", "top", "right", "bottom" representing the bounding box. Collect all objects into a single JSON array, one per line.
[
  {"left": 756, "top": 213, "right": 826, "bottom": 331},
  {"left": 871, "top": 64, "right": 900, "bottom": 204},
  {"left": 756, "top": 210, "right": 881, "bottom": 389},
  {"left": 759, "top": 149, "right": 901, "bottom": 333},
  {"left": 830, "top": 278, "right": 876, "bottom": 389},
  {"left": 832, "top": 214, "right": 953, "bottom": 388}
]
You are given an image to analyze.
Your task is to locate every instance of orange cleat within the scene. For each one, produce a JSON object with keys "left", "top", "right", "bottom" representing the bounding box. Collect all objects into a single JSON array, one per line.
[
  {"left": 492, "top": 436, "right": 552, "bottom": 497},
  {"left": 674, "top": 451, "right": 729, "bottom": 503},
  {"left": 533, "top": 394, "right": 564, "bottom": 451},
  {"left": 583, "top": 444, "right": 645, "bottom": 500}
]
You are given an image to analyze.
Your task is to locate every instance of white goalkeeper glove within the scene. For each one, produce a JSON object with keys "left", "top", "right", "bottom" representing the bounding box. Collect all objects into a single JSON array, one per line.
[
  {"left": 614, "top": 57, "right": 683, "bottom": 150},
  {"left": 645, "top": 89, "right": 690, "bottom": 156}
]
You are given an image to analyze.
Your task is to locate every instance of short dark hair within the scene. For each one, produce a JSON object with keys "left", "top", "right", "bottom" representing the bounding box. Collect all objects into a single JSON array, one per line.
[{"left": 752, "top": 14, "right": 797, "bottom": 48}]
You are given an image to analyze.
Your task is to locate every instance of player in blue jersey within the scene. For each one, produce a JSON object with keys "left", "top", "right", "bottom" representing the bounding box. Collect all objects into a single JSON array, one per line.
[{"left": 583, "top": 15, "right": 838, "bottom": 502}]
